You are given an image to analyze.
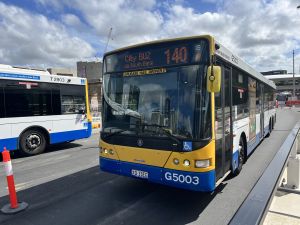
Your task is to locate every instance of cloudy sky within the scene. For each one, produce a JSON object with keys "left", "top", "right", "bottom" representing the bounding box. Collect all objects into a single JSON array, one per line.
[{"left": 1, "top": 0, "right": 300, "bottom": 73}]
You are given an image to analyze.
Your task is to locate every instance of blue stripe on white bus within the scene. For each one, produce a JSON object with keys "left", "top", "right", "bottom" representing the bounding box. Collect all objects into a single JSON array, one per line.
[
  {"left": 232, "top": 124, "right": 271, "bottom": 171},
  {"left": 0, "top": 137, "right": 18, "bottom": 151},
  {"left": 0, "top": 122, "right": 92, "bottom": 151},
  {"left": 0, "top": 72, "right": 40, "bottom": 80},
  {"left": 50, "top": 122, "right": 92, "bottom": 144}
]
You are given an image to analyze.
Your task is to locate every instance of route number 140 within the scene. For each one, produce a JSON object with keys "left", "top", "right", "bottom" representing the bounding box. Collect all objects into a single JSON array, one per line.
[{"left": 164, "top": 47, "right": 187, "bottom": 65}]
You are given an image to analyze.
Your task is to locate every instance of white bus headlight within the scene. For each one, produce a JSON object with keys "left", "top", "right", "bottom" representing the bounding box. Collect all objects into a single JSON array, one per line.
[
  {"left": 183, "top": 159, "right": 190, "bottom": 167},
  {"left": 173, "top": 158, "right": 179, "bottom": 165},
  {"left": 104, "top": 148, "right": 108, "bottom": 154},
  {"left": 195, "top": 160, "right": 210, "bottom": 168}
]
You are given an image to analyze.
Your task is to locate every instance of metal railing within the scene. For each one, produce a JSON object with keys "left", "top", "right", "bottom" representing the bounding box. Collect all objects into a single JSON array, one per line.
[{"left": 229, "top": 121, "right": 300, "bottom": 225}]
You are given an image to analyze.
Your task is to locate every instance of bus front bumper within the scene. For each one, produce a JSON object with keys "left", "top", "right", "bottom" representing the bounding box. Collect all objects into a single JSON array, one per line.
[{"left": 100, "top": 157, "right": 215, "bottom": 192}]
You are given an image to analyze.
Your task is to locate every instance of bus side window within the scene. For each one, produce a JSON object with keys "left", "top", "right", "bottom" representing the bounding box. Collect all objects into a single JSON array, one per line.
[
  {"left": 232, "top": 69, "right": 248, "bottom": 120},
  {"left": 60, "top": 85, "right": 86, "bottom": 115},
  {"left": 4, "top": 82, "right": 52, "bottom": 117},
  {"left": 0, "top": 87, "right": 4, "bottom": 118},
  {"left": 51, "top": 84, "right": 61, "bottom": 115}
]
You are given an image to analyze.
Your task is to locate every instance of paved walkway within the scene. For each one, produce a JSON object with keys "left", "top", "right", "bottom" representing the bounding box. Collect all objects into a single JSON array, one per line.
[{"left": 264, "top": 168, "right": 300, "bottom": 224}]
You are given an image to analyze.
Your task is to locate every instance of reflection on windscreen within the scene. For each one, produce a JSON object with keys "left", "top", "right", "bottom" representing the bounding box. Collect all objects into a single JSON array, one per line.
[{"left": 103, "top": 65, "right": 211, "bottom": 140}]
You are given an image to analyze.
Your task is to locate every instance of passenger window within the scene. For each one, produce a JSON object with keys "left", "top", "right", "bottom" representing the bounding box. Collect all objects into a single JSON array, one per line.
[
  {"left": 60, "top": 85, "right": 86, "bottom": 114},
  {"left": 4, "top": 82, "right": 52, "bottom": 117},
  {"left": 0, "top": 87, "right": 4, "bottom": 118}
]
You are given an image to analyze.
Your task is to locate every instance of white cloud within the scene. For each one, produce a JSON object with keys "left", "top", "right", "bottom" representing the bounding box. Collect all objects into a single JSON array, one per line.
[
  {"left": 220, "top": 0, "right": 300, "bottom": 72},
  {"left": 162, "top": 5, "right": 235, "bottom": 40},
  {"left": 0, "top": 2, "right": 95, "bottom": 68},
  {"left": 1, "top": 0, "right": 300, "bottom": 72},
  {"left": 161, "top": 0, "right": 300, "bottom": 73},
  {"left": 62, "top": 14, "right": 83, "bottom": 29},
  {"left": 70, "top": 0, "right": 163, "bottom": 48}
]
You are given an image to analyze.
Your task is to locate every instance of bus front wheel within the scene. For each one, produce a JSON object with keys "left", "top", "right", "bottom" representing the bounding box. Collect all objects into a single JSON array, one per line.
[
  {"left": 267, "top": 119, "right": 272, "bottom": 137},
  {"left": 233, "top": 137, "right": 245, "bottom": 176},
  {"left": 19, "top": 129, "right": 46, "bottom": 156}
]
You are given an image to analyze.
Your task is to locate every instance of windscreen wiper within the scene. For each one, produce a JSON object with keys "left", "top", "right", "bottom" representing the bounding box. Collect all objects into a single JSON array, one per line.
[
  {"left": 103, "top": 127, "right": 138, "bottom": 139},
  {"left": 141, "top": 123, "right": 181, "bottom": 145},
  {"left": 102, "top": 86, "right": 141, "bottom": 119}
]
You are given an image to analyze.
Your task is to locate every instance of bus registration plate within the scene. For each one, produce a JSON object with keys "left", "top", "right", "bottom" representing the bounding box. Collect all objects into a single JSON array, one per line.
[{"left": 131, "top": 169, "right": 148, "bottom": 179}]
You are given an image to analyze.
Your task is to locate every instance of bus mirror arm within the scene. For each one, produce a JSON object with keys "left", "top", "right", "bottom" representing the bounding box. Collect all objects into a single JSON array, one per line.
[{"left": 78, "top": 109, "right": 85, "bottom": 115}]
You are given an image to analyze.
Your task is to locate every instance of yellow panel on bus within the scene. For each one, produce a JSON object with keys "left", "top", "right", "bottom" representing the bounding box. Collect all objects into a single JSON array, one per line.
[
  {"left": 164, "top": 140, "right": 215, "bottom": 172},
  {"left": 100, "top": 140, "right": 172, "bottom": 167}
]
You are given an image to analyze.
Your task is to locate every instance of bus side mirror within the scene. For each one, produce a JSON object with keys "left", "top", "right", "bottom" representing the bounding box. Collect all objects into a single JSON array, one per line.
[
  {"left": 207, "top": 66, "right": 221, "bottom": 93},
  {"left": 78, "top": 109, "right": 86, "bottom": 115}
]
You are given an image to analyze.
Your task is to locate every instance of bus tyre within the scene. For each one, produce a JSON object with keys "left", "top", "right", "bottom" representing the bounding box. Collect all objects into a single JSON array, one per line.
[
  {"left": 267, "top": 119, "right": 272, "bottom": 137},
  {"left": 233, "top": 138, "right": 245, "bottom": 176},
  {"left": 19, "top": 129, "right": 46, "bottom": 156}
]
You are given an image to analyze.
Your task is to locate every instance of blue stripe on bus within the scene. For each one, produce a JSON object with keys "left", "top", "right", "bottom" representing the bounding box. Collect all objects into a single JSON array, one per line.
[
  {"left": 0, "top": 72, "right": 40, "bottom": 80},
  {"left": 0, "top": 122, "right": 92, "bottom": 152},
  {"left": 50, "top": 122, "right": 92, "bottom": 144},
  {"left": 100, "top": 157, "right": 216, "bottom": 192},
  {"left": 0, "top": 137, "right": 18, "bottom": 152},
  {"left": 247, "top": 133, "right": 262, "bottom": 156},
  {"left": 231, "top": 150, "right": 239, "bottom": 171},
  {"left": 87, "top": 122, "right": 92, "bottom": 137},
  {"left": 264, "top": 125, "right": 270, "bottom": 137}
]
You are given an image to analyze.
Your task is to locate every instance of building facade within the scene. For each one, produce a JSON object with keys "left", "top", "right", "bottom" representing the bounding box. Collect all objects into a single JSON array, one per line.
[
  {"left": 265, "top": 73, "right": 300, "bottom": 99},
  {"left": 77, "top": 61, "right": 103, "bottom": 119},
  {"left": 47, "top": 67, "right": 77, "bottom": 77}
]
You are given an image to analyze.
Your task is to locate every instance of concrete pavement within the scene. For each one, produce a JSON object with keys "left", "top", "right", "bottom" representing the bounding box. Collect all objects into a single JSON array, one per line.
[{"left": 264, "top": 168, "right": 300, "bottom": 224}]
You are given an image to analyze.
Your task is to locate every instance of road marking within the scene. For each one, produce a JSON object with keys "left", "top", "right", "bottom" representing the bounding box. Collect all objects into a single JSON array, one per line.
[{"left": 5, "top": 182, "right": 29, "bottom": 191}]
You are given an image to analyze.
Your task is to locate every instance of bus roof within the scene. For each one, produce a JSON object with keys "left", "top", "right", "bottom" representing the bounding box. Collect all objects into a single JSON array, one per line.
[
  {"left": 104, "top": 35, "right": 276, "bottom": 90},
  {"left": 0, "top": 65, "right": 86, "bottom": 85},
  {"left": 104, "top": 35, "right": 214, "bottom": 56},
  {"left": 215, "top": 41, "right": 276, "bottom": 89},
  {"left": 264, "top": 74, "right": 300, "bottom": 79}
]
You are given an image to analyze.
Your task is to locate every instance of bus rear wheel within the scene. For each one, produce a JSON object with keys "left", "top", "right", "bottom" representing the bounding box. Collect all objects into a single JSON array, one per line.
[{"left": 19, "top": 129, "right": 46, "bottom": 156}]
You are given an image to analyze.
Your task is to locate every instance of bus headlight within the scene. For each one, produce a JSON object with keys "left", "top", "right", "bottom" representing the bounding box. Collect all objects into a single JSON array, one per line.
[
  {"left": 109, "top": 149, "right": 114, "bottom": 155},
  {"left": 195, "top": 160, "right": 210, "bottom": 168},
  {"left": 183, "top": 159, "right": 190, "bottom": 167},
  {"left": 173, "top": 158, "right": 179, "bottom": 165},
  {"left": 104, "top": 148, "right": 108, "bottom": 154}
]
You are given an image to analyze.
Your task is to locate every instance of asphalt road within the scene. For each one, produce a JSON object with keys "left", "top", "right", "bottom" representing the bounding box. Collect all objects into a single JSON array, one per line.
[
  {"left": 0, "top": 108, "right": 299, "bottom": 225},
  {"left": 0, "top": 133, "right": 99, "bottom": 197}
]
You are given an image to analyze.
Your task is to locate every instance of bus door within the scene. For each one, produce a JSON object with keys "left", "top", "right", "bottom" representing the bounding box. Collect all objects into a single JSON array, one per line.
[
  {"left": 259, "top": 84, "right": 264, "bottom": 139},
  {"left": 215, "top": 66, "right": 232, "bottom": 180}
]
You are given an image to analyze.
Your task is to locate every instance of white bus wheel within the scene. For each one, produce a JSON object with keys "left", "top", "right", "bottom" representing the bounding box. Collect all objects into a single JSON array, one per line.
[{"left": 19, "top": 129, "right": 46, "bottom": 156}]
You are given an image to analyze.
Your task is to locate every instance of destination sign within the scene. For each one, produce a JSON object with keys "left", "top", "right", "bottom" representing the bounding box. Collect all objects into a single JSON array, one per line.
[
  {"left": 105, "top": 39, "right": 209, "bottom": 73},
  {"left": 123, "top": 68, "right": 167, "bottom": 77}
]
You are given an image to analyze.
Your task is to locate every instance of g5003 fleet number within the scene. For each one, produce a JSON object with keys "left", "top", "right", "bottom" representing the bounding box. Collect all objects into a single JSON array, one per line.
[{"left": 164, "top": 172, "right": 199, "bottom": 185}]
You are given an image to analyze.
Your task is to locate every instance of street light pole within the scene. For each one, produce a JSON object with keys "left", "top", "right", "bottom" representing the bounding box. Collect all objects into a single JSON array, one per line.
[
  {"left": 293, "top": 50, "right": 295, "bottom": 98},
  {"left": 294, "top": 5, "right": 300, "bottom": 99}
]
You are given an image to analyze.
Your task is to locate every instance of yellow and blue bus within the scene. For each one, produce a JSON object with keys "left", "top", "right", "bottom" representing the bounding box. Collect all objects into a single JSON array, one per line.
[
  {"left": 0, "top": 65, "right": 92, "bottom": 156},
  {"left": 99, "top": 35, "right": 276, "bottom": 191}
]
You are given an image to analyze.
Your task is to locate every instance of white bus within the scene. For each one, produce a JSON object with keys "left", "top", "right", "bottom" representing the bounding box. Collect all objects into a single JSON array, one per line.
[{"left": 0, "top": 65, "right": 92, "bottom": 156}]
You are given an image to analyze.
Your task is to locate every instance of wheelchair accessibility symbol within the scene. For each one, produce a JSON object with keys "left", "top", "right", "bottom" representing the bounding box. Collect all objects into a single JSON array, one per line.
[{"left": 183, "top": 141, "right": 192, "bottom": 151}]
